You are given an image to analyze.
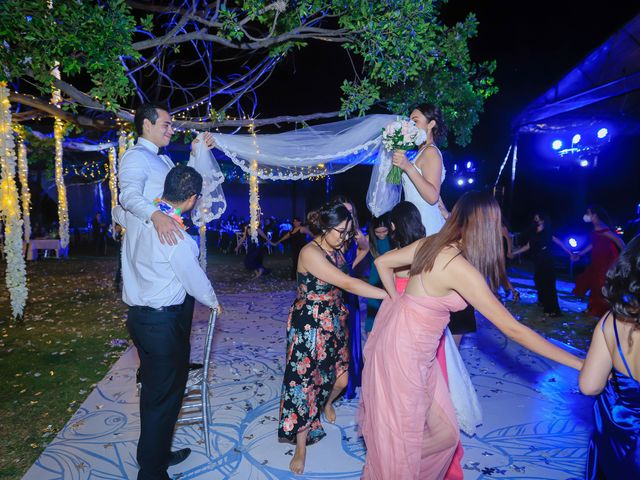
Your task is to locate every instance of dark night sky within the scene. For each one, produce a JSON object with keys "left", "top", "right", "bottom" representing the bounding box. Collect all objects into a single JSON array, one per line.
[{"left": 254, "top": 1, "right": 639, "bottom": 228}]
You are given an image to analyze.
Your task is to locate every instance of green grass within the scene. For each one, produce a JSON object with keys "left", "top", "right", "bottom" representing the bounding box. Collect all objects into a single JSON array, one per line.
[{"left": 0, "top": 257, "right": 129, "bottom": 479}]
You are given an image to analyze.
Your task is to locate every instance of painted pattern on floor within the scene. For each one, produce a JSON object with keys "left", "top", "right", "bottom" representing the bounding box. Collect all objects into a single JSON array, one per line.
[{"left": 23, "top": 285, "right": 593, "bottom": 479}]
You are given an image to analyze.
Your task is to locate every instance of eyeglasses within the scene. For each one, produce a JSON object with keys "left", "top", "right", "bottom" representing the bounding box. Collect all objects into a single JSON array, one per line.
[
  {"left": 332, "top": 227, "right": 355, "bottom": 240},
  {"left": 195, "top": 193, "right": 203, "bottom": 200}
]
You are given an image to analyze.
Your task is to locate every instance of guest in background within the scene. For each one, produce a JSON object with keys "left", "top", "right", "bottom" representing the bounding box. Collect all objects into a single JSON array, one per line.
[
  {"left": 510, "top": 212, "right": 572, "bottom": 317},
  {"left": 573, "top": 205, "right": 625, "bottom": 317},
  {"left": 113, "top": 223, "right": 124, "bottom": 291},
  {"left": 274, "top": 216, "right": 311, "bottom": 280},
  {"left": 624, "top": 202, "right": 640, "bottom": 243},
  {"left": 92, "top": 212, "right": 107, "bottom": 256},
  {"left": 365, "top": 215, "right": 392, "bottom": 333},
  {"left": 235, "top": 222, "right": 273, "bottom": 278},
  {"left": 580, "top": 235, "right": 640, "bottom": 479}
]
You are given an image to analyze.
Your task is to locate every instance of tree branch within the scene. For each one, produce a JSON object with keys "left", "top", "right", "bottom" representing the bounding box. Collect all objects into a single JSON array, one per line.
[{"left": 174, "top": 110, "right": 341, "bottom": 130}]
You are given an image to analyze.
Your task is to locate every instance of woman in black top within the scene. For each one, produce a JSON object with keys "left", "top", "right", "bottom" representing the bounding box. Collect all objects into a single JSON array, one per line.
[{"left": 511, "top": 212, "right": 572, "bottom": 316}]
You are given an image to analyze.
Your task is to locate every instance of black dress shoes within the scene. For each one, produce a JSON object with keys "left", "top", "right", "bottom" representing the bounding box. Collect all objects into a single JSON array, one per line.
[{"left": 168, "top": 448, "right": 191, "bottom": 466}]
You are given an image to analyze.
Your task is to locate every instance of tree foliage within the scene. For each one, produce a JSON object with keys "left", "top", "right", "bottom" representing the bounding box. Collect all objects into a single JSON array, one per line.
[{"left": 0, "top": 0, "right": 496, "bottom": 146}]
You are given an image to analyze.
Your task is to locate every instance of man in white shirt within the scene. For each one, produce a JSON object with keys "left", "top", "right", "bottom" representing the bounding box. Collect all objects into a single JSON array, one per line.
[
  {"left": 119, "top": 103, "right": 214, "bottom": 245},
  {"left": 113, "top": 165, "right": 221, "bottom": 480}
]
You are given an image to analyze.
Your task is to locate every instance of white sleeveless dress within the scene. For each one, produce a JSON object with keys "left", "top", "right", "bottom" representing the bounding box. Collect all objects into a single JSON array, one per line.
[
  {"left": 401, "top": 144, "right": 483, "bottom": 436},
  {"left": 401, "top": 146, "right": 446, "bottom": 235}
]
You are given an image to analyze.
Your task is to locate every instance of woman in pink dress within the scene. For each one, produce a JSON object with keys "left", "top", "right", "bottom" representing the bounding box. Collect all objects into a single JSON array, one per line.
[{"left": 360, "top": 192, "right": 584, "bottom": 480}]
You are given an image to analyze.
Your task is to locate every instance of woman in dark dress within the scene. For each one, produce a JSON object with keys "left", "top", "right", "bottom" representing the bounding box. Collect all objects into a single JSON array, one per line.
[
  {"left": 580, "top": 236, "right": 640, "bottom": 478},
  {"left": 511, "top": 212, "right": 572, "bottom": 316},
  {"left": 235, "top": 223, "right": 273, "bottom": 277},
  {"left": 275, "top": 217, "right": 311, "bottom": 280},
  {"left": 278, "top": 201, "right": 387, "bottom": 475}
]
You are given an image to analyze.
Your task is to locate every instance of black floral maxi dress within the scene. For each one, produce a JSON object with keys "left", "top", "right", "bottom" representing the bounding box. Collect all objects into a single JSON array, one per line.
[{"left": 278, "top": 254, "right": 350, "bottom": 444}]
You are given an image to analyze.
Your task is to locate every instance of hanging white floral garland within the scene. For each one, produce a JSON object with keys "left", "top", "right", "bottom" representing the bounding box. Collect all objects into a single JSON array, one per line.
[
  {"left": 0, "top": 82, "right": 28, "bottom": 318},
  {"left": 53, "top": 118, "right": 69, "bottom": 248},
  {"left": 248, "top": 123, "right": 260, "bottom": 242},
  {"left": 16, "top": 130, "right": 31, "bottom": 242},
  {"left": 198, "top": 224, "right": 207, "bottom": 269}
]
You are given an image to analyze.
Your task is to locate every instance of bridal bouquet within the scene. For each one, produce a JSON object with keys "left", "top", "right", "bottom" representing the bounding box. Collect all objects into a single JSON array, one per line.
[{"left": 382, "top": 119, "right": 427, "bottom": 184}]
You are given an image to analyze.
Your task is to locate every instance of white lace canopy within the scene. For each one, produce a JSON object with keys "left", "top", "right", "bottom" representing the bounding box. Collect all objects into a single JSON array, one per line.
[{"left": 190, "top": 114, "right": 404, "bottom": 221}]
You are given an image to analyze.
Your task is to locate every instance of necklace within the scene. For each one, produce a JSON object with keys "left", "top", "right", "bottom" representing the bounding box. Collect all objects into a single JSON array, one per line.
[
  {"left": 153, "top": 198, "right": 185, "bottom": 230},
  {"left": 313, "top": 239, "right": 338, "bottom": 263}
]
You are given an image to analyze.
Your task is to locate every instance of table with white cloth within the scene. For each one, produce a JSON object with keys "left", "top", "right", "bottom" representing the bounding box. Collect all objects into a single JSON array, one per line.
[{"left": 27, "top": 239, "right": 69, "bottom": 260}]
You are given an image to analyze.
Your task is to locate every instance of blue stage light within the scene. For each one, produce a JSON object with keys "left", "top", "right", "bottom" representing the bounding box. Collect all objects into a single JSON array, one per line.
[
  {"left": 466, "top": 161, "right": 473, "bottom": 169},
  {"left": 453, "top": 163, "right": 458, "bottom": 171},
  {"left": 597, "top": 128, "right": 608, "bottom": 139},
  {"left": 579, "top": 159, "right": 589, "bottom": 167},
  {"left": 568, "top": 238, "right": 578, "bottom": 248},
  {"left": 456, "top": 178, "right": 465, "bottom": 186},
  {"left": 552, "top": 139, "right": 563, "bottom": 150},
  {"left": 572, "top": 134, "right": 581, "bottom": 144},
  {"left": 467, "top": 178, "right": 474, "bottom": 184}
]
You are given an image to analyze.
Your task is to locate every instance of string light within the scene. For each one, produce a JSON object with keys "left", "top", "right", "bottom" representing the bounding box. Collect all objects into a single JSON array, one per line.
[
  {"left": 0, "top": 82, "right": 28, "bottom": 318},
  {"left": 248, "top": 122, "right": 261, "bottom": 242},
  {"left": 16, "top": 133, "right": 31, "bottom": 242},
  {"left": 108, "top": 147, "right": 118, "bottom": 235},
  {"left": 53, "top": 117, "right": 69, "bottom": 248},
  {"left": 199, "top": 224, "right": 207, "bottom": 270}
]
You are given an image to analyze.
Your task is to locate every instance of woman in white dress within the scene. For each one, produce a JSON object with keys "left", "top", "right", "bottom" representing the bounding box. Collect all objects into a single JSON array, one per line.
[
  {"left": 392, "top": 103, "right": 447, "bottom": 236},
  {"left": 389, "top": 104, "right": 481, "bottom": 479}
]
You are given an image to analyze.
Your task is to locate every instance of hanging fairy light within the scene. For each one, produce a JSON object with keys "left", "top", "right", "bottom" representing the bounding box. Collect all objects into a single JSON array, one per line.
[
  {"left": 53, "top": 117, "right": 69, "bottom": 248},
  {"left": 199, "top": 224, "right": 207, "bottom": 269},
  {"left": 108, "top": 146, "right": 117, "bottom": 207},
  {"left": 0, "top": 82, "right": 28, "bottom": 318},
  {"left": 16, "top": 132, "right": 31, "bottom": 242},
  {"left": 248, "top": 122, "right": 261, "bottom": 242}
]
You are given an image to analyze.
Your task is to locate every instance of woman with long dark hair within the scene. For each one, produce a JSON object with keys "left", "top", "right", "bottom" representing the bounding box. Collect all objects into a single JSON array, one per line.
[
  {"left": 278, "top": 201, "right": 387, "bottom": 475},
  {"left": 573, "top": 205, "right": 625, "bottom": 316},
  {"left": 274, "top": 216, "right": 311, "bottom": 280},
  {"left": 360, "top": 192, "right": 583, "bottom": 479},
  {"left": 580, "top": 235, "right": 640, "bottom": 478}
]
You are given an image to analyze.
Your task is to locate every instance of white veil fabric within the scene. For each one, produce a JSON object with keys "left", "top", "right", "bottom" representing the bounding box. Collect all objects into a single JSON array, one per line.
[
  {"left": 188, "top": 133, "right": 227, "bottom": 225},
  {"left": 192, "top": 114, "right": 403, "bottom": 221},
  {"left": 211, "top": 114, "right": 394, "bottom": 180}
]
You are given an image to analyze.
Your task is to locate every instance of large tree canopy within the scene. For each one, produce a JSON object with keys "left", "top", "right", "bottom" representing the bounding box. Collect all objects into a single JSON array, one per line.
[{"left": 0, "top": 0, "right": 496, "bottom": 145}]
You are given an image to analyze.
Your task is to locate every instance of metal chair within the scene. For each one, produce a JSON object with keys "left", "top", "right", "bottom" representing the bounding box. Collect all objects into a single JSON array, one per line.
[{"left": 177, "top": 309, "right": 218, "bottom": 459}]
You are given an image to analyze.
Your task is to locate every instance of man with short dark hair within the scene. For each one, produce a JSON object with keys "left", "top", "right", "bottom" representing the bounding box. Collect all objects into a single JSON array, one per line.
[
  {"left": 113, "top": 165, "right": 221, "bottom": 480},
  {"left": 119, "top": 103, "right": 215, "bottom": 245}
]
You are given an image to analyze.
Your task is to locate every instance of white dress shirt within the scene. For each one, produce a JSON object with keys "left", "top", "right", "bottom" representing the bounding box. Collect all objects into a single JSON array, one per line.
[
  {"left": 113, "top": 206, "right": 218, "bottom": 309},
  {"left": 119, "top": 137, "right": 175, "bottom": 223}
]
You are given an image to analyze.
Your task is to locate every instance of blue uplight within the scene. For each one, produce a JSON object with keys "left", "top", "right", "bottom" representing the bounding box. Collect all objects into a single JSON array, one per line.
[
  {"left": 552, "top": 140, "right": 563, "bottom": 150},
  {"left": 572, "top": 134, "right": 581, "bottom": 144},
  {"left": 467, "top": 178, "right": 474, "bottom": 184},
  {"left": 456, "top": 178, "right": 465, "bottom": 186},
  {"left": 466, "top": 161, "right": 473, "bottom": 169},
  {"left": 568, "top": 238, "right": 578, "bottom": 248},
  {"left": 579, "top": 159, "right": 589, "bottom": 167},
  {"left": 597, "top": 128, "right": 608, "bottom": 139}
]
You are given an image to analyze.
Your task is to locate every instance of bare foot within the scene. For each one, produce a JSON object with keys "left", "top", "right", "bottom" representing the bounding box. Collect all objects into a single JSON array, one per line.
[
  {"left": 289, "top": 446, "right": 306, "bottom": 474},
  {"left": 324, "top": 403, "right": 336, "bottom": 423}
]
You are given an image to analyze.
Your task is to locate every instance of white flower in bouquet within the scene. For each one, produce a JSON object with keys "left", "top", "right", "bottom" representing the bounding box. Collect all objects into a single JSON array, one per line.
[{"left": 382, "top": 119, "right": 427, "bottom": 184}]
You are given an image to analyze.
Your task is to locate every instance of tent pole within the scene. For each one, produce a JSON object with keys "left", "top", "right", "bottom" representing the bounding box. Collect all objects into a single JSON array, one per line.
[{"left": 507, "top": 136, "right": 519, "bottom": 225}]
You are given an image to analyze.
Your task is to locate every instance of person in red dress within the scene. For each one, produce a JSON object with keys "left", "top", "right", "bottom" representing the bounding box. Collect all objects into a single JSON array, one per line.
[{"left": 573, "top": 205, "right": 625, "bottom": 316}]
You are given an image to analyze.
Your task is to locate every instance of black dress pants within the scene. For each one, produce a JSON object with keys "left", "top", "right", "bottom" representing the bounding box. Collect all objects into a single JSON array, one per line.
[{"left": 127, "top": 296, "right": 195, "bottom": 480}]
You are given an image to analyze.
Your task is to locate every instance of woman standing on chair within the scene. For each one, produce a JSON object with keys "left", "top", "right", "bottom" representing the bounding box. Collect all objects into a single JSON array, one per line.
[{"left": 278, "top": 201, "right": 387, "bottom": 475}]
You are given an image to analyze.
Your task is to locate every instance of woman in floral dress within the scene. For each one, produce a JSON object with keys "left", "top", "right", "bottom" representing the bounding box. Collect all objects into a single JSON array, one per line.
[{"left": 278, "top": 201, "right": 387, "bottom": 475}]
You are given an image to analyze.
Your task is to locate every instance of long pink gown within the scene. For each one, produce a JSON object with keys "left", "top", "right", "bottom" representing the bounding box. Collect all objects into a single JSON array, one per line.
[{"left": 360, "top": 287, "right": 466, "bottom": 479}]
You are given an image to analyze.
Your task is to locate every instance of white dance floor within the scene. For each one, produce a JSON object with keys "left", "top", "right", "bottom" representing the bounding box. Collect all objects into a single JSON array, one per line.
[{"left": 24, "top": 283, "right": 592, "bottom": 479}]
